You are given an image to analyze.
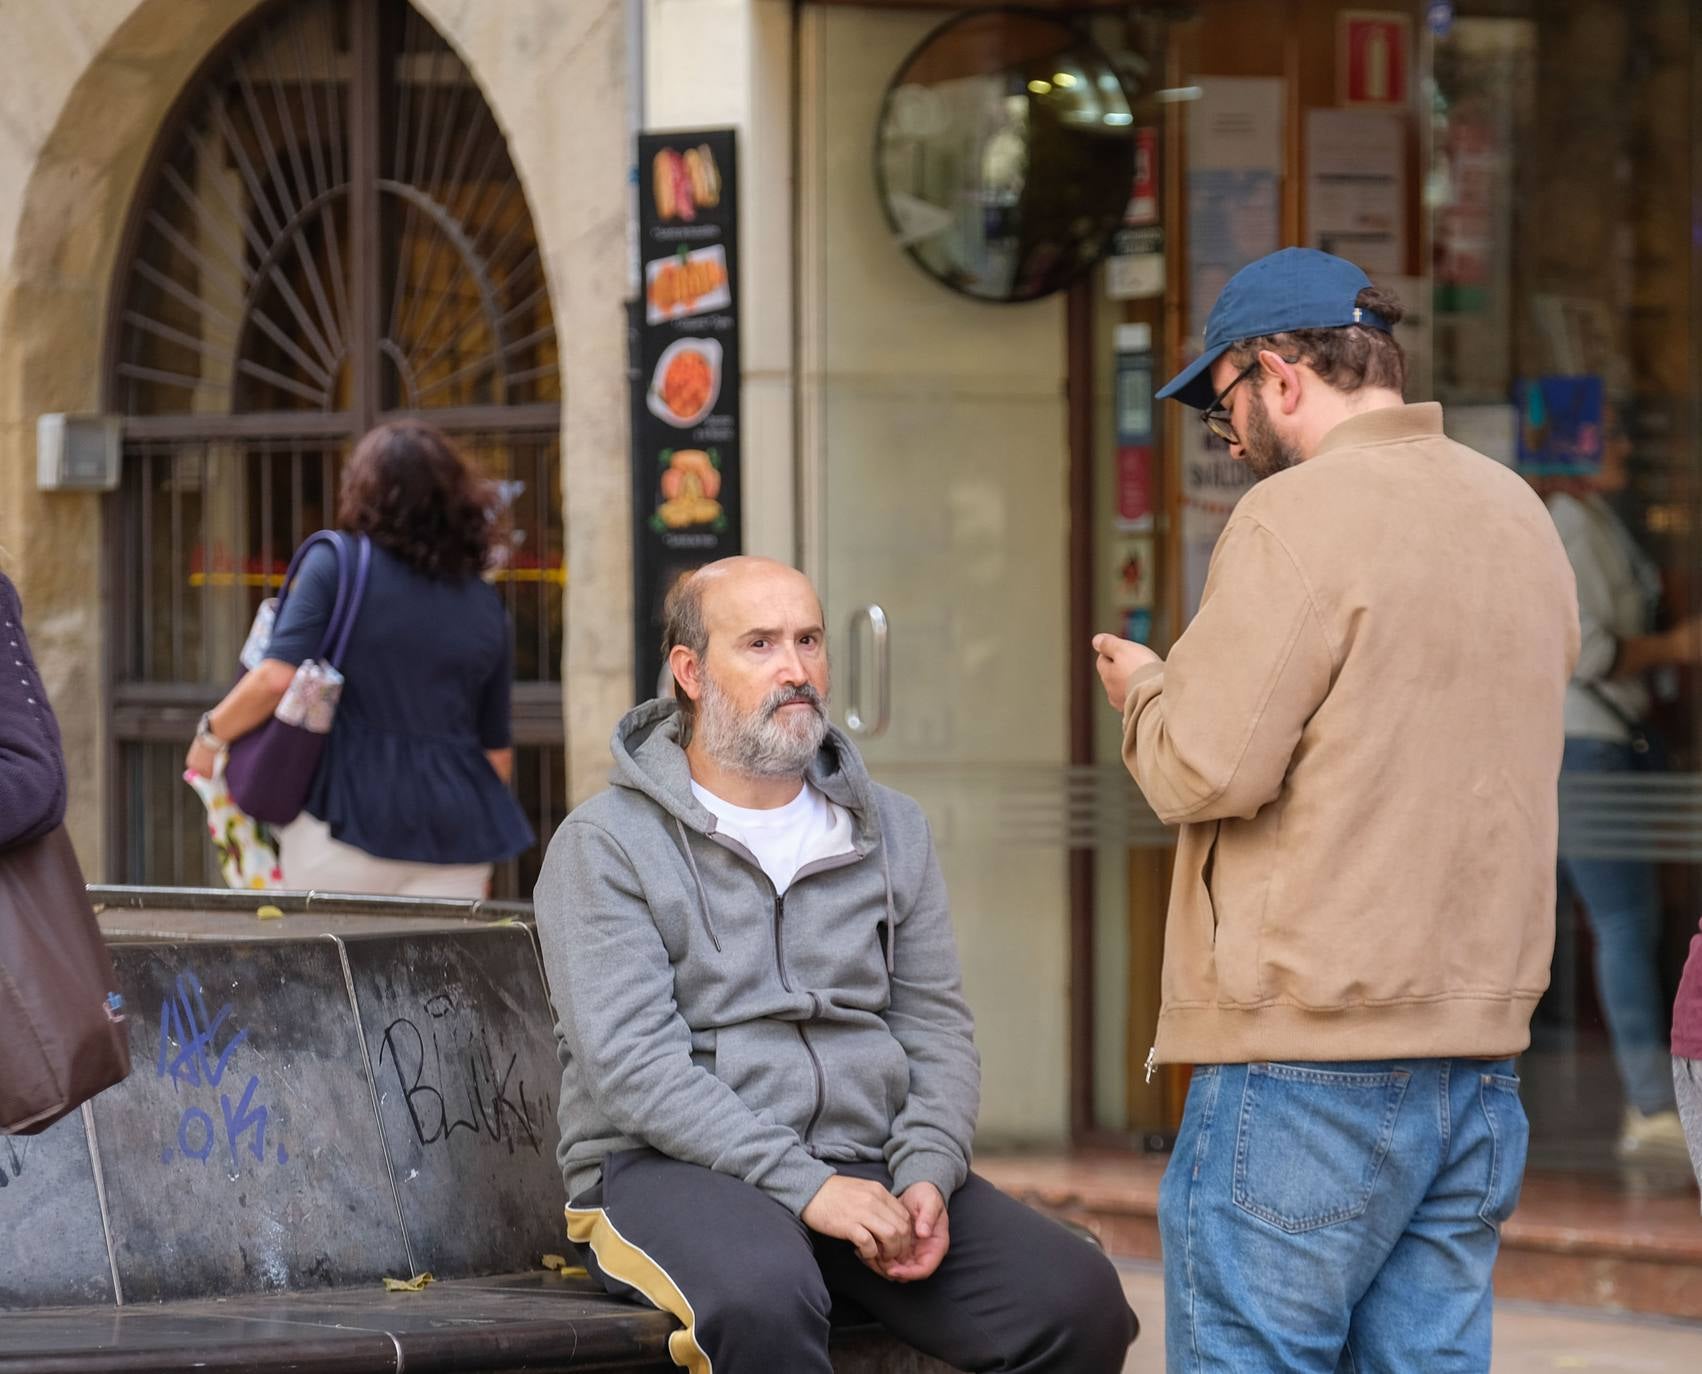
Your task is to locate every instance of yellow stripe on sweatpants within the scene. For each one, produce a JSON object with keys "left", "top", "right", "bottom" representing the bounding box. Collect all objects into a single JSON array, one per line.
[{"left": 566, "top": 1203, "right": 713, "bottom": 1374}]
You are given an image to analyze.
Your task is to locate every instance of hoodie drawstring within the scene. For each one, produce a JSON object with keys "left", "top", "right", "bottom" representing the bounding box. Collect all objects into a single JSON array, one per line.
[
  {"left": 879, "top": 845, "right": 896, "bottom": 975},
  {"left": 674, "top": 817, "right": 723, "bottom": 953}
]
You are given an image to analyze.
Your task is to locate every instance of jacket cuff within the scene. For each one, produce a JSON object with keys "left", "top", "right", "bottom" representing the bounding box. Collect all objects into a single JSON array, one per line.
[
  {"left": 891, "top": 1149, "right": 967, "bottom": 1205},
  {"left": 1121, "top": 661, "right": 1166, "bottom": 728},
  {"left": 763, "top": 1151, "right": 839, "bottom": 1217}
]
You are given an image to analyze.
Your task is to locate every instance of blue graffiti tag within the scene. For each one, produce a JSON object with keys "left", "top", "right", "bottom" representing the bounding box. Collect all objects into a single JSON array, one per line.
[
  {"left": 155, "top": 970, "right": 287, "bottom": 1168},
  {"left": 156, "top": 971, "right": 248, "bottom": 1089}
]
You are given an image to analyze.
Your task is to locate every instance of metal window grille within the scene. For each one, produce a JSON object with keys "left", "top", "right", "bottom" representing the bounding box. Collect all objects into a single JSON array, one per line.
[{"left": 104, "top": 0, "right": 565, "bottom": 897}]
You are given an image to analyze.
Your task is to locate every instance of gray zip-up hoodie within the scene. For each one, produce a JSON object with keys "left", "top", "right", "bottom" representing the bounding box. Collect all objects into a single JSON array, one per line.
[{"left": 533, "top": 700, "right": 980, "bottom": 1217}]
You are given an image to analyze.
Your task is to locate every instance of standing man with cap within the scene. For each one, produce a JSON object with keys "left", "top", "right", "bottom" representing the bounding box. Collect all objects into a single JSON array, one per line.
[{"left": 1093, "top": 248, "right": 1580, "bottom": 1371}]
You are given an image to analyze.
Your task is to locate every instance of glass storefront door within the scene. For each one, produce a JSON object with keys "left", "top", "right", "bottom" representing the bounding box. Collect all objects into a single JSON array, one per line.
[
  {"left": 801, "top": 4, "right": 1098, "bottom": 1148},
  {"left": 800, "top": 0, "right": 1702, "bottom": 1193},
  {"left": 1431, "top": 0, "right": 1702, "bottom": 1187}
]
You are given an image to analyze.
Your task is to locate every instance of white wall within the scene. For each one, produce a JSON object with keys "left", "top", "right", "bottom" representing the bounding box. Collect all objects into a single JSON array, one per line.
[
  {"left": 797, "top": 4, "right": 1073, "bottom": 1145},
  {"left": 644, "top": 0, "right": 797, "bottom": 564}
]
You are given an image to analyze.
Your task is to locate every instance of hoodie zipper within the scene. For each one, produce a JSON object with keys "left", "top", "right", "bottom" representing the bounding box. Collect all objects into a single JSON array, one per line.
[{"left": 773, "top": 891, "right": 828, "bottom": 1144}]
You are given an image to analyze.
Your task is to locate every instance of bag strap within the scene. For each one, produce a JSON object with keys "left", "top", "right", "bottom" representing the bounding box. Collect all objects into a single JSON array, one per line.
[
  {"left": 273, "top": 529, "right": 341, "bottom": 615},
  {"left": 1578, "top": 679, "right": 1652, "bottom": 754},
  {"left": 272, "top": 530, "right": 355, "bottom": 664},
  {"left": 324, "top": 534, "right": 372, "bottom": 669}
]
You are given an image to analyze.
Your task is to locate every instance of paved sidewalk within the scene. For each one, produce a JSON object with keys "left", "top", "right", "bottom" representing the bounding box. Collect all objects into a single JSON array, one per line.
[{"left": 1116, "top": 1262, "right": 1702, "bottom": 1372}]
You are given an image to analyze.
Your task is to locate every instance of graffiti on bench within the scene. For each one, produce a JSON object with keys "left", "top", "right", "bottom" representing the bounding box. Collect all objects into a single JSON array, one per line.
[
  {"left": 155, "top": 970, "right": 287, "bottom": 1168},
  {"left": 378, "top": 992, "right": 551, "bottom": 1157},
  {"left": 0, "top": 1135, "right": 30, "bottom": 1188}
]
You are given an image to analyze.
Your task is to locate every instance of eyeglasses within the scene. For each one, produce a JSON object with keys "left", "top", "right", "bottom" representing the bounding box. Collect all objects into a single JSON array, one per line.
[
  {"left": 1201, "top": 360, "right": 1260, "bottom": 446},
  {"left": 1200, "top": 355, "right": 1299, "bottom": 446}
]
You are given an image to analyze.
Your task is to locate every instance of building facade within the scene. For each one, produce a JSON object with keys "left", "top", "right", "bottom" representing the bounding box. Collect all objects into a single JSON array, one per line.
[{"left": 3, "top": 0, "right": 1698, "bottom": 1189}]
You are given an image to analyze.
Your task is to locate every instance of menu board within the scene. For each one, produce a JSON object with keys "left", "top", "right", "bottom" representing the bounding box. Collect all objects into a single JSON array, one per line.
[{"left": 631, "top": 128, "right": 742, "bottom": 699}]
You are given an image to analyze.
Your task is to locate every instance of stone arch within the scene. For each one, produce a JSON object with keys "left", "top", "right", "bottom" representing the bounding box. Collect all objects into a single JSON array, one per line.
[{"left": 0, "top": 0, "right": 630, "bottom": 871}]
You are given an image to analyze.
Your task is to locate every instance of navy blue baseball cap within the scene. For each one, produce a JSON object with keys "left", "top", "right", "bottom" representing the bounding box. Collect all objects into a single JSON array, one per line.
[{"left": 1157, "top": 248, "right": 1392, "bottom": 410}]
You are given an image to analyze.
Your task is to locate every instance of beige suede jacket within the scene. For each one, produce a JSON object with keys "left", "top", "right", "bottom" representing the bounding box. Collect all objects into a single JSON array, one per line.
[{"left": 1124, "top": 404, "right": 1580, "bottom": 1068}]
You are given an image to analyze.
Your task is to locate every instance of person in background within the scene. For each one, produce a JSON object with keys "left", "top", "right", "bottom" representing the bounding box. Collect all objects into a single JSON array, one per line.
[
  {"left": 185, "top": 420, "right": 533, "bottom": 896},
  {"left": 1, "top": 561, "right": 68, "bottom": 850},
  {"left": 1539, "top": 409, "right": 1702, "bottom": 1176},
  {"left": 1674, "top": 930, "right": 1702, "bottom": 1201}
]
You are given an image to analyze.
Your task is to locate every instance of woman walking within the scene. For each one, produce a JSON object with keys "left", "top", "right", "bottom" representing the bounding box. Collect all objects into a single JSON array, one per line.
[{"left": 186, "top": 420, "right": 533, "bottom": 896}]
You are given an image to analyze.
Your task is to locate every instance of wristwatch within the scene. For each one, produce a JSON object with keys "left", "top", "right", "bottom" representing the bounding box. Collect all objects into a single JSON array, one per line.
[{"left": 195, "top": 711, "right": 227, "bottom": 754}]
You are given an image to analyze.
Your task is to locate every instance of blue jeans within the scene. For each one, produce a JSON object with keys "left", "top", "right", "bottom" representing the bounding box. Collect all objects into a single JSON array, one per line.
[
  {"left": 1560, "top": 736, "right": 1676, "bottom": 1115},
  {"left": 1159, "top": 1059, "right": 1527, "bottom": 1372}
]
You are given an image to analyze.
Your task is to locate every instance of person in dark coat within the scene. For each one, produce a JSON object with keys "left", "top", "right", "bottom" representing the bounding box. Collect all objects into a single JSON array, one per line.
[
  {"left": 0, "top": 566, "right": 68, "bottom": 850},
  {"left": 185, "top": 421, "right": 533, "bottom": 896}
]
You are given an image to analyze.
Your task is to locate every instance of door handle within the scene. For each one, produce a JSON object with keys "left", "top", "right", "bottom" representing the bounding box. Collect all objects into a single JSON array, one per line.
[{"left": 845, "top": 604, "right": 891, "bottom": 737}]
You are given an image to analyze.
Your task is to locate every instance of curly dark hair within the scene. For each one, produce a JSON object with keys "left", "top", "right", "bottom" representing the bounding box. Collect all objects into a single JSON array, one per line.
[
  {"left": 336, "top": 420, "right": 499, "bottom": 578},
  {"left": 1226, "top": 284, "right": 1408, "bottom": 396}
]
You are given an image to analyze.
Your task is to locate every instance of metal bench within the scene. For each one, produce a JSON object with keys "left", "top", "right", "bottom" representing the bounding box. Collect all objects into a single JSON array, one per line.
[{"left": 0, "top": 888, "right": 957, "bottom": 1373}]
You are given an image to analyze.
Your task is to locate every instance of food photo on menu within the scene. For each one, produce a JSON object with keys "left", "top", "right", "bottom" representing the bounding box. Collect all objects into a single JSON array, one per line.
[
  {"left": 647, "top": 338, "right": 723, "bottom": 429},
  {"left": 645, "top": 244, "right": 731, "bottom": 325},
  {"left": 652, "top": 143, "right": 721, "bottom": 222},
  {"left": 652, "top": 447, "right": 725, "bottom": 532}
]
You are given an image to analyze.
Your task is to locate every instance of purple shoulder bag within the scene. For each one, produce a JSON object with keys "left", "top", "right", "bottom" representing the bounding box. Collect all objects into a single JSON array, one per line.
[{"left": 225, "top": 531, "right": 372, "bottom": 826}]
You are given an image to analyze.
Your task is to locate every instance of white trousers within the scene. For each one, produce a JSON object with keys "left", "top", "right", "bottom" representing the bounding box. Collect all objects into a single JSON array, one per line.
[{"left": 277, "top": 813, "right": 492, "bottom": 899}]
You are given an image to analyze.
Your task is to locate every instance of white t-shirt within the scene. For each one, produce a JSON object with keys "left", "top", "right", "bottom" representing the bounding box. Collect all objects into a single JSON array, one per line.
[{"left": 689, "top": 779, "right": 850, "bottom": 894}]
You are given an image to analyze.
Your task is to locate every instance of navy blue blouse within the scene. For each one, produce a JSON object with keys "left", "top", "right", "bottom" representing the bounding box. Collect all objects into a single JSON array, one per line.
[{"left": 265, "top": 540, "right": 534, "bottom": 865}]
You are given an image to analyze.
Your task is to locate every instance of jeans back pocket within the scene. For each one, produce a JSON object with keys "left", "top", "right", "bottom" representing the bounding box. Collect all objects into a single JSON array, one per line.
[
  {"left": 1477, "top": 1072, "right": 1528, "bottom": 1230},
  {"left": 1233, "top": 1062, "right": 1410, "bottom": 1233}
]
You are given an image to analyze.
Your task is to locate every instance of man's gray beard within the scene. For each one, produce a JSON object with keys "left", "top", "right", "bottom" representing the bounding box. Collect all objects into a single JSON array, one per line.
[
  {"left": 1243, "top": 387, "right": 1304, "bottom": 481},
  {"left": 696, "top": 672, "right": 830, "bottom": 778}
]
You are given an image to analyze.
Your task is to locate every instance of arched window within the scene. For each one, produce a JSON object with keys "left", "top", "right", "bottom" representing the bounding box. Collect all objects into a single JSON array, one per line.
[{"left": 105, "top": 0, "right": 564, "bottom": 895}]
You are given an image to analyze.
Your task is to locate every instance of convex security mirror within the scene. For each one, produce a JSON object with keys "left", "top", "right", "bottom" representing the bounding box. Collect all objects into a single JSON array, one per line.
[{"left": 876, "top": 8, "right": 1138, "bottom": 303}]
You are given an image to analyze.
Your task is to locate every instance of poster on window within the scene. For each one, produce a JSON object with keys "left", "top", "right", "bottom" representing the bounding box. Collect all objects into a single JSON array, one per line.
[
  {"left": 1305, "top": 109, "right": 1405, "bottom": 277},
  {"left": 1187, "top": 79, "right": 1283, "bottom": 339},
  {"left": 631, "top": 129, "right": 743, "bottom": 700}
]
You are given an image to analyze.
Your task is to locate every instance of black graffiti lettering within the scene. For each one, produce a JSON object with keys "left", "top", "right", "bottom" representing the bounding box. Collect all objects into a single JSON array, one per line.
[
  {"left": 380, "top": 1017, "right": 447, "bottom": 1147},
  {"left": 431, "top": 1020, "right": 482, "bottom": 1144},
  {"left": 377, "top": 1002, "right": 549, "bottom": 1156},
  {"left": 0, "top": 1135, "right": 29, "bottom": 1187},
  {"left": 489, "top": 1050, "right": 543, "bottom": 1155}
]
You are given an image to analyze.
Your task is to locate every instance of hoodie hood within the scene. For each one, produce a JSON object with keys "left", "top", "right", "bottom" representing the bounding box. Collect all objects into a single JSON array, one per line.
[{"left": 609, "top": 697, "right": 893, "bottom": 967}]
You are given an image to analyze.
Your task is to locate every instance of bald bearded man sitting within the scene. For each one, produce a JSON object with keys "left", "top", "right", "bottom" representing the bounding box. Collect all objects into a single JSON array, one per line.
[{"left": 533, "top": 557, "right": 1137, "bottom": 1374}]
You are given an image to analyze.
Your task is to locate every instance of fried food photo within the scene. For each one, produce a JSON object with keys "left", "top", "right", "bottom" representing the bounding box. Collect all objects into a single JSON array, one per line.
[
  {"left": 661, "top": 350, "right": 713, "bottom": 420},
  {"left": 646, "top": 246, "right": 730, "bottom": 321},
  {"left": 656, "top": 449, "right": 724, "bottom": 530}
]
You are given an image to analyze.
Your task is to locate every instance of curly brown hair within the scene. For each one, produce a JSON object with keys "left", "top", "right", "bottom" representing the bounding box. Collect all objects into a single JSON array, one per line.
[
  {"left": 1226, "top": 284, "right": 1408, "bottom": 396},
  {"left": 336, "top": 420, "right": 499, "bottom": 578}
]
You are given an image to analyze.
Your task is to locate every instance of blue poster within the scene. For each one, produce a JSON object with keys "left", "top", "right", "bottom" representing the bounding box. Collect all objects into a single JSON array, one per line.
[{"left": 1515, "top": 376, "right": 1603, "bottom": 476}]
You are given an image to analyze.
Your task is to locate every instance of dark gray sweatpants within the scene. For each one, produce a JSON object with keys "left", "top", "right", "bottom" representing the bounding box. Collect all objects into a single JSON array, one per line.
[{"left": 566, "top": 1148, "right": 1138, "bottom": 1374}]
